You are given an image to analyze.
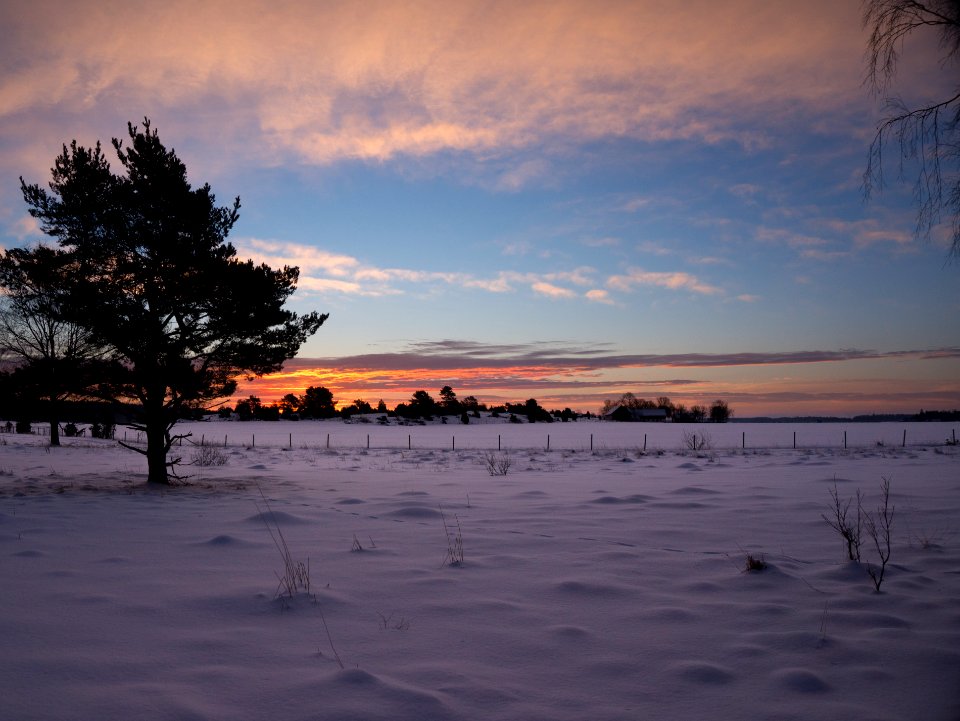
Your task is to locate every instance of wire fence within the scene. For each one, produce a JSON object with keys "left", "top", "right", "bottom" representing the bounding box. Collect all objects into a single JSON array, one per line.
[
  {"left": 8, "top": 421, "right": 954, "bottom": 453},
  {"left": 0, "top": 421, "right": 958, "bottom": 452}
]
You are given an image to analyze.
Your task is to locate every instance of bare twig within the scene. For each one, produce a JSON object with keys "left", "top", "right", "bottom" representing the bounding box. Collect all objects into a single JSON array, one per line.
[
  {"left": 863, "top": 477, "right": 896, "bottom": 592},
  {"left": 821, "top": 482, "right": 864, "bottom": 561}
]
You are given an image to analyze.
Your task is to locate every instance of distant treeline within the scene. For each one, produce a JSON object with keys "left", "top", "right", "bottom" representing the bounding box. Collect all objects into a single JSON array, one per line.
[
  {"left": 736, "top": 410, "right": 960, "bottom": 423},
  {"left": 223, "top": 386, "right": 581, "bottom": 424},
  {"left": 4, "top": 379, "right": 956, "bottom": 429},
  {"left": 0, "top": 396, "right": 139, "bottom": 425}
]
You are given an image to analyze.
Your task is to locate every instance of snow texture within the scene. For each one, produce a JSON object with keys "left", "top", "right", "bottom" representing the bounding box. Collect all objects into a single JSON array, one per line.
[{"left": 1, "top": 420, "right": 959, "bottom": 720}]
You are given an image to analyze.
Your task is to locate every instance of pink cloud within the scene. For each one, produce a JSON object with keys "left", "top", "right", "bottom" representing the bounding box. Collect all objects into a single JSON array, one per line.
[
  {"left": 585, "top": 289, "right": 614, "bottom": 304},
  {"left": 607, "top": 268, "right": 722, "bottom": 295},
  {"left": 0, "top": 0, "right": 872, "bottom": 175},
  {"left": 532, "top": 281, "right": 576, "bottom": 299}
]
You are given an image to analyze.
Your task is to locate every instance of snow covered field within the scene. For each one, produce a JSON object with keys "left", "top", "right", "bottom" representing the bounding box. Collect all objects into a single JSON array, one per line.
[{"left": 2, "top": 421, "right": 959, "bottom": 720}]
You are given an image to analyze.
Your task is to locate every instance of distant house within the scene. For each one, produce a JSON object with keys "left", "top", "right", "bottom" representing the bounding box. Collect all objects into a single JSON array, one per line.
[{"left": 602, "top": 406, "right": 668, "bottom": 422}]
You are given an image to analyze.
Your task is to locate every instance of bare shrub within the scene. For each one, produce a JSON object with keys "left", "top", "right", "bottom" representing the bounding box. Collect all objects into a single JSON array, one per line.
[
  {"left": 483, "top": 451, "right": 512, "bottom": 476},
  {"left": 680, "top": 430, "right": 711, "bottom": 452},
  {"left": 907, "top": 523, "right": 948, "bottom": 550},
  {"left": 191, "top": 444, "right": 227, "bottom": 467},
  {"left": 744, "top": 553, "right": 768, "bottom": 572},
  {"left": 863, "top": 478, "right": 895, "bottom": 592},
  {"left": 821, "top": 478, "right": 895, "bottom": 592},
  {"left": 378, "top": 612, "right": 411, "bottom": 631},
  {"left": 821, "top": 482, "right": 864, "bottom": 561}
]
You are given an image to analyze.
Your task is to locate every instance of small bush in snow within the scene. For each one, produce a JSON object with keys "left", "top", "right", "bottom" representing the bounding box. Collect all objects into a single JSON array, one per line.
[
  {"left": 483, "top": 451, "right": 512, "bottom": 476},
  {"left": 681, "top": 430, "right": 711, "bottom": 452},
  {"left": 863, "top": 478, "right": 895, "bottom": 592},
  {"left": 191, "top": 444, "right": 227, "bottom": 467},
  {"left": 378, "top": 612, "right": 411, "bottom": 631},
  {"left": 821, "top": 478, "right": 895, "bottom": 592}
]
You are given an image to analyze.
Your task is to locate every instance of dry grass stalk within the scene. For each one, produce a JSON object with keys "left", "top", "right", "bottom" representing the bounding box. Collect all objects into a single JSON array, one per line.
[{"left": 440, "top": 505, "right": 464, "bottom": 566}]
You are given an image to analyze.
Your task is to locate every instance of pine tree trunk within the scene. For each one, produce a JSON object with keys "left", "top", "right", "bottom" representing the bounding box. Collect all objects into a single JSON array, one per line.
[
  {"left": 48, "top": 396, "right": 60, "bottom": 447},
  {"left": 144, "top": 401, "right": 170, "bottom": 484},
  {"left": 48, "top": 367, "right": 60, "bottom": 447}
]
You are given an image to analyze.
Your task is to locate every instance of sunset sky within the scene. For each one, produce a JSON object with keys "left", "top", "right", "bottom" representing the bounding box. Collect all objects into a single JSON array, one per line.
[{"left": 1, "top": 0, "right": 957, "bottom": 415}]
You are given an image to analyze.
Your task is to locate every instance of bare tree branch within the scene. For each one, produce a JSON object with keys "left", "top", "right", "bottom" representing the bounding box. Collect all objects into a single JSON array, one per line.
[{"left": 861, "top": 0, "right": 960, "bottom": 257}]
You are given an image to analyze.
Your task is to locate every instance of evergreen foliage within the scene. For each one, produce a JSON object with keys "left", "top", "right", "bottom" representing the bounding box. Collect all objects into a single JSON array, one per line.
[{"left": 13, "top": 119, "right": 326, "bottom": 482}]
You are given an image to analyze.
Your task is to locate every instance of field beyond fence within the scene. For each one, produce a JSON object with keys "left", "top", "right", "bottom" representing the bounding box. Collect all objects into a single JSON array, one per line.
[{"left": 8, "top": 419, "right": 956, "bottom": 453}]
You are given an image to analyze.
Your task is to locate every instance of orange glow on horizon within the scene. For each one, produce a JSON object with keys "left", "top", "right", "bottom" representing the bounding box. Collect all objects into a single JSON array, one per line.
[{"left": 227, "top": 364, "right": 960, "bottom": 417}]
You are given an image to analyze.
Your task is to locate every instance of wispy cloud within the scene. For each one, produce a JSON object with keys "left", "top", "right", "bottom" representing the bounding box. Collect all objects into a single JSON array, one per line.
[
  {"left": 234, "top": 238, "right": 599, "bottom": 300},
  {"left": 756, "top": 227, "right": 830, "bottom": 249},
  {"left": 240, "top": 239, "right": 359, "bottom": 277},
  {"left": 757, "top": 216, "right": 917, "bottom": 261},
  {"left": 7, "top": 215, "right": 41, "bottom": 241},
  {"left": 636, "top": 241, "right": 675, "bottom": 257},
  {"left": 286, "top": 342, "right": 960, "bottom": 373},
  {"left": 585, "top": 289, "right": 614, "bottom": 304},
  {"left": 532, "top": 281, "right": 577, "bottom": 299},
  {"left": 820, "top": 219, "right": 913, "bottom": 249},
  {"left": 799, "top": 248, "right": 852, "bottom": 261},
  {"left": 620, "top": 196, "right": 655, "bottom": 213},
  {"left": 582, "top": 237, "right": 621, "bottom": 248},
  {"left": 607, "top": 268, "right": 722, "bottom": 295},
  {"left": 728, "top": 183, "right": 762, "bottom": 200}
]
